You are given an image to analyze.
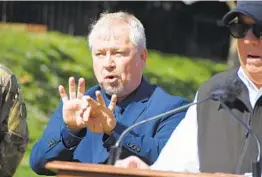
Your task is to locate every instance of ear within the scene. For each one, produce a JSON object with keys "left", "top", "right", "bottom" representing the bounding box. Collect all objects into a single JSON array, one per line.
[{"left": 140, "top": 48, "right": 148, "bottom": 66}]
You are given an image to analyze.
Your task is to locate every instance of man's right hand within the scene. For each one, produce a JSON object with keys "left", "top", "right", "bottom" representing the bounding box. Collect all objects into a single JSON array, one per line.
[
  {"left": 59, "top": 77, "right": 118, "bottom": 134},
  {"left": 59, "top": 77, "right": 88, "bottom": 133},
  {"left": 115, "top": 156, "right": 149, "bottom": 169}
]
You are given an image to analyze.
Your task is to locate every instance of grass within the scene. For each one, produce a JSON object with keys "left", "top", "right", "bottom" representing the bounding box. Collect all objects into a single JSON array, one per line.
[{"left": 0, "top": 29, "right": 226, "bottom": 177}]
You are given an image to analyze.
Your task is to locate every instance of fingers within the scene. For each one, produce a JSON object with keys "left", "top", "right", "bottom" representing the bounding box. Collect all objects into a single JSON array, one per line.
[
  {"left": 115, "top": 156, "right": 149, "bottom": 169},
  {"left": 108, "top": 94, "right": 117, "bottom": 111},
  {"left": 77, "top": 78, "right": 85, "bottom": 99},
  {"left": 114, "top": 160, "right": 127, "bottom": 168},
  {"left": 68, "top": 77, "right": 86, "bottom": 100},
  {"left": 59, "top": 85, "right": 68, "bottom": 103},
  {"left": 86, "top": 96, "right": 98, "bottom": 108},
  {"left": 82, "top": 105, "right": 91, "bottom": 122},
  {"left": 64, "top": 100, "right": 82, "bottom": 111},
  {"left": 115, "top": 156, "right": 140, "bottom": 168},
  {"left": 96, "top": 91, "right": 106, "bottom": 107},
  {"left": 69, "top": 77, "right": 76, "bottom": 100}
]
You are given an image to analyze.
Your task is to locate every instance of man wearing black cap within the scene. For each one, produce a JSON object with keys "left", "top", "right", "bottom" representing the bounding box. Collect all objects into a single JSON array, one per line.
[{"left": 115, "top": 1, "right": 262, "bottom": 174}]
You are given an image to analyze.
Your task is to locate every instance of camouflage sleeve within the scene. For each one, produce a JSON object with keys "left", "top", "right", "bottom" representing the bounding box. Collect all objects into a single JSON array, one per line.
[{"left": 0, "top": 65, "right": 29, "bottom": 177}]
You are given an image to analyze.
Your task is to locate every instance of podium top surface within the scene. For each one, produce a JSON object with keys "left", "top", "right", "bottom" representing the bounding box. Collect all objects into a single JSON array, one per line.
[{"left": 46, "top": 161, "right": 244, "bottom": 177}]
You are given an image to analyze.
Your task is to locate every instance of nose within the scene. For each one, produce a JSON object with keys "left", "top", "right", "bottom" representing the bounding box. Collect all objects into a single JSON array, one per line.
[
  {"left": 243, "top": 29, "right": 260, "bottom": 46},
  {"left": 104, "top": 53, "right": 116, "bottom": 70}
]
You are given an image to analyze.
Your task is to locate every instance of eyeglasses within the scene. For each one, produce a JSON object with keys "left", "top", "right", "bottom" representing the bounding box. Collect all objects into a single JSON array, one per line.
[{"left": 228, "top": 22, "right": 262, "bottom": 39}]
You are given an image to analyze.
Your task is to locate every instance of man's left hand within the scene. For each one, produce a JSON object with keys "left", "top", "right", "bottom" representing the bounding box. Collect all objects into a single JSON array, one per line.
[{"left": 83, "top": 91, "right": 117, "bottom": 134}]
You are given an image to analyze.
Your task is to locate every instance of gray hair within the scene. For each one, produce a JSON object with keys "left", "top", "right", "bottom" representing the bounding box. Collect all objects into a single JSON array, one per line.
[{"left": 88, "top": 11, "right": 146, "bottom": 50}]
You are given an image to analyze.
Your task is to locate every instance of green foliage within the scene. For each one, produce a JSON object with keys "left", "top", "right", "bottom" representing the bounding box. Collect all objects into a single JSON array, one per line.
[
  {"left": 0, "top": 29, "right": 226, "bottom": 177},
  {"left": 144, "top": 52, "right": 226, "bottom": 99}
]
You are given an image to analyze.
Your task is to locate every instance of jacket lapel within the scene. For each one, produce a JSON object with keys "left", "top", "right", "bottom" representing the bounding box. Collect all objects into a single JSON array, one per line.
[
  {"left": 94, "top": 101, "right": 149, "bottom": 163},
  {"left": 95, "top": 78, "right": 156, "bottom": 162},
  {"left": 120, "top": 78, "right": 156, "bottom": 126},
  {"left": 121, "top": 98, "right": 149, "bottom": 126},
  {"left": 236, "top": 76, "right": 252, "bottom": 112}
]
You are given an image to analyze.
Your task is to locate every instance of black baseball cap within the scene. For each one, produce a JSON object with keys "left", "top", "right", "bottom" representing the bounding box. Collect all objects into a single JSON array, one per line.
[{"left": 222, "top": 1, "right": 262, "bottom": 25}]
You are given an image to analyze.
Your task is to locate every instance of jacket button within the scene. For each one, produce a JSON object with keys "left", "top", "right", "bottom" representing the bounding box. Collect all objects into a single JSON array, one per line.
[
  {"left": 127, "top": 143, "right": 132, "bottom": 147},
  {"left": 48, "top": 139, "right": 57, "bottom": 148},
  {"left": 48, "top": 142, "right": 52, "bottom": 148},
  {"left": 131, "top": 144, "right": 136, "bottom": 150},
  {"left": 136, "top": 147, "right": 141, "bottom": 152}
]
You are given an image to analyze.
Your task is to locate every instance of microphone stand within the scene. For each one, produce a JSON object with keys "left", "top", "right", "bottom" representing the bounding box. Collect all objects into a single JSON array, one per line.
[
  {"left": 107, "top": 96, "right": 212, "bottom": 165},
  {"left": 218, "top": 98, "right": 261, "bottom": 177}
]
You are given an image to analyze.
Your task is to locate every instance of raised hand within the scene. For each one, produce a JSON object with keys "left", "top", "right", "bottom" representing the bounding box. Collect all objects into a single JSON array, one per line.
[
  {"left": 59, "top": 77, "right": 88, "bottom": 133},
  {"left": 83, "top": 91, "right": 117, "bottom": 134}
]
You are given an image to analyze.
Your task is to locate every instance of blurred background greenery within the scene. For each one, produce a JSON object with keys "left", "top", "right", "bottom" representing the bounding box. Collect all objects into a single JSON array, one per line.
[{"left": 0, "top": 29, "right": 226, "bottom": 177}]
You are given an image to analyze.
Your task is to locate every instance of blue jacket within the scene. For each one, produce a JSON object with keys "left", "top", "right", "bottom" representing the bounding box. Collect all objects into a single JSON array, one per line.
[{"left": 30, "top": 78, "right": 189, "bottom": 175}]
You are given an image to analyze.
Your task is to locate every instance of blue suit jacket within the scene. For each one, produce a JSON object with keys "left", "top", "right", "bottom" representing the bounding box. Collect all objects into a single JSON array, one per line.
[{"left": 30, "top": 78, "right": 189, "bottom": 175}]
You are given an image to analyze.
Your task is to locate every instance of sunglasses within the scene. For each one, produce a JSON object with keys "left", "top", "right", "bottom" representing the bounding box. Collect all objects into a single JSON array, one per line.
[{"left": 228, "top": 22, "right": 262, "bottom": 39}]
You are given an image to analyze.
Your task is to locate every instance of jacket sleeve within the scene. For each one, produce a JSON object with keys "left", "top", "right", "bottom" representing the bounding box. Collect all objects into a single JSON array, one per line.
[
  {"left": 0, "top": 66, "right": 29, "bottom": 177},
  {"left": 103, "top": 97, "right": 189, "bottom": 165},
  {"left": 29, "top": 101, "right": 86, "bottom": 175},
  {"left": 151, "top": 93, "right": 199, "bottom": 172}
]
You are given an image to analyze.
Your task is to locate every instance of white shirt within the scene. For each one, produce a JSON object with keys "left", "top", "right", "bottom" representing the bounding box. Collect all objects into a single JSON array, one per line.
[{"left": 151, "top": 67, "right": 262, "bottom": 172}]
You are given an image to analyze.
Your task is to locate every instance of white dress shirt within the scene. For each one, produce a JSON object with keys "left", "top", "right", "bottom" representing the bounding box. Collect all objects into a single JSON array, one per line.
[{"left": 151, "top": 67, "right": 262, "bottom": 172}]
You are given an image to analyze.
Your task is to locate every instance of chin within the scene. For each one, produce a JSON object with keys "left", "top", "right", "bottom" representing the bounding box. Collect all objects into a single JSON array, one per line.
[
  {"left": 246, "top": 69, "right": 262, "bottom": 75},
  {"left": 245, "top": 65, "right": 262, "bottom": 73},
  {"left": 104, "top": 86, "right": 124, "bottom": 96},
  {"left": 246, "top": 72, "right": 262, "bottom": 85}
]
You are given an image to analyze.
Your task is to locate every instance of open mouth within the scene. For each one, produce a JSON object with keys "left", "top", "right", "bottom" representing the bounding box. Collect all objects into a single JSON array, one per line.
[
  {"left": 104, "top": 75, "right": 118, "bottom": 83},
  {"left": 247, "top": 54, "right": 262, "bottom": 59},
  {"left": 106, "top": 76, "right": 116, "bottom": 79},
  {"left": 105, "top": 75, "right": 117, "bottom": 79}
]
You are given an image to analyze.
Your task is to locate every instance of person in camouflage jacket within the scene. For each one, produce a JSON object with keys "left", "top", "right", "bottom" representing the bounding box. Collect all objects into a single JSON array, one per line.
[{"left": 0, "top": 65, "right": 28, "bottom": 177}]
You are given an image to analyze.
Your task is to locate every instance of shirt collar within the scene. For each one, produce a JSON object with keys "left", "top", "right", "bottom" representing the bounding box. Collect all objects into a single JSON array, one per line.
[
  {"left": 237, "top": 67, "right": 262, "bottom": 108},
  {"left": 238, "top": 67, "right": 260, "bottom": 92}
]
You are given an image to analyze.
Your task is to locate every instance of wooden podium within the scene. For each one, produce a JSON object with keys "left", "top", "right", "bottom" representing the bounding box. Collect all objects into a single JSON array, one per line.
[{"left": 45, "top": 161, "right": 244, "bottom": 177}]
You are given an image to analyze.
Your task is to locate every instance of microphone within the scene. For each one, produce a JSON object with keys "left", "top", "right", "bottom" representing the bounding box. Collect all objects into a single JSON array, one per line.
[
  {"left": 212, "top": 79, "right": 261, "bottom": 177},
  {"left": 107, "top": 88, "right": 227, "bottom": 165}
]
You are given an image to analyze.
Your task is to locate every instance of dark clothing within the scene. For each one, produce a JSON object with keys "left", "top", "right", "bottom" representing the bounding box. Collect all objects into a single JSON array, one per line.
[{"left": 197, "top": 68, "right": 262, "bottom": 174}]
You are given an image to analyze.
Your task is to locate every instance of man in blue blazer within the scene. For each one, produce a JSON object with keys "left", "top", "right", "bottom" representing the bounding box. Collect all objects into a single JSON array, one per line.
[{"left": 30, "top": 11, "right": 189, "bottom": 175}]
